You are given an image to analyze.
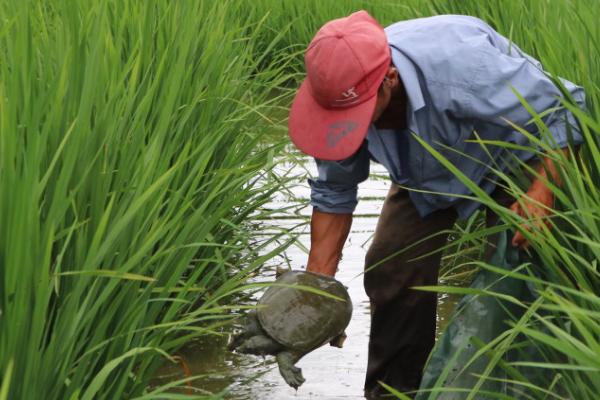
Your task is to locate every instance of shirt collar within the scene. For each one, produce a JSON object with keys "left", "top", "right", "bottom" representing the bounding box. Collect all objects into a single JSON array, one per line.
[{"left": 389, "top": 45, "right": 426, "bottom": 112}]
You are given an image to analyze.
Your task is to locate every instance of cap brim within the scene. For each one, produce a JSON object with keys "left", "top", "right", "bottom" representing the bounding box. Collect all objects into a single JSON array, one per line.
[{"left": 288, "top": 80, "right": 376, "bottom": 161}]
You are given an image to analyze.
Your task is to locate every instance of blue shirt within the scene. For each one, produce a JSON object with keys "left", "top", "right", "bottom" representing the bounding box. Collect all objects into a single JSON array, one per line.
[{"left": 309, "top": 15, "right": 585, "bottom": 219}]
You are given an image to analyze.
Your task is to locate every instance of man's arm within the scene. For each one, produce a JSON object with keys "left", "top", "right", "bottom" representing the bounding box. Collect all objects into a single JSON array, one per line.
[
  {"left": 511, "top": 148, "right": 570, "bottom": 248},
  {"left": 305, "top": 143, "right": 370, "bottom": 274},
  {"left": 306, "top": 209, "right": 352, "bottom": 276},
  {"left": 443, "top": 34, "right": 585, "bottom": 248}
]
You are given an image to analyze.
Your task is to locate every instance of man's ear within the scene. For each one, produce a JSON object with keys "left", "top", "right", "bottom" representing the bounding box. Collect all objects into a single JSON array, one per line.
[{"left": 386, "top": 66, "right": 399, "bottom": 90}]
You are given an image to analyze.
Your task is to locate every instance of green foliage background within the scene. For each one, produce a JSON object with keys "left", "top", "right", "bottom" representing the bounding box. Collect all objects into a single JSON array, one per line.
[{"left": 0, "top": 0, "right": 598, "bottom": 399}]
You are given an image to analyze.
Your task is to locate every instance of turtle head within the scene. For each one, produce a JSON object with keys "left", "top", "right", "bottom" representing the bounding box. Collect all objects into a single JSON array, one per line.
[
  {"left": 227, "top": 324, "right": 246, "bottom": 351},
  {"left": 227, "top": 311, "right": 262, "bottom": 352}
]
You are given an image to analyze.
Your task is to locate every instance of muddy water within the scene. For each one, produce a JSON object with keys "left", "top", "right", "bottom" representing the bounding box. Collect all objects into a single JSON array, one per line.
[{"left": 156, "top": 156, "right": 459, "bottom": 399}]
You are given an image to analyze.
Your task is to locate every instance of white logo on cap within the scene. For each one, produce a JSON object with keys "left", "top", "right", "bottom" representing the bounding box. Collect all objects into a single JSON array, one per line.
[
  {"left": 332, "top": 87, "right": 361, "bottom": 107},
  {"left": 342, "top": 87, "right": 358, "bottom": 99}
]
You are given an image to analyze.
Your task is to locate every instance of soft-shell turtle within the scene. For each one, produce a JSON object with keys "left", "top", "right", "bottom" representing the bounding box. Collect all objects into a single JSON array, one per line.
[{"left": 229, "top": 270, "right": 352, "bottom": 388}]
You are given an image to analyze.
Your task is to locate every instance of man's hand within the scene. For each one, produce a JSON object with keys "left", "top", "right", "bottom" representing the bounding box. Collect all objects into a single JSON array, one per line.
[
  {"left": 510, "top": 148, "right": 568, "bottom": 248},
  {"left": 510, "top": 181, "right": 554, "bottom": 248}
]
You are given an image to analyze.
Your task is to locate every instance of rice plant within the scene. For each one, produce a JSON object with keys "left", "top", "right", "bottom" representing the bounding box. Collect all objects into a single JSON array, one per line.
[
  {"left": 2, "top": 0, "right": 599, "bottom": 398},
  {"left": 0, "top": 1, "right": 296, "bottom": 398}
]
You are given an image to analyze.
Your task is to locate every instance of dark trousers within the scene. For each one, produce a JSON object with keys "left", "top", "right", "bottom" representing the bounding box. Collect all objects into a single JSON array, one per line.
[{"left": 363, "top": 184, "right": 516, "bottom": 396}]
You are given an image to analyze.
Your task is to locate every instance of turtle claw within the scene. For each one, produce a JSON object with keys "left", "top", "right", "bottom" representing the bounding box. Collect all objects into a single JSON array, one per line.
[
  {"left": 276, "top": 351, "right": 305, "bottom": 389},
  {"left": 329, "top": 331, "right": 347, "bottom": 348},
  {"left": 280, "top": 365, "right": 305, "bottom": 389}
]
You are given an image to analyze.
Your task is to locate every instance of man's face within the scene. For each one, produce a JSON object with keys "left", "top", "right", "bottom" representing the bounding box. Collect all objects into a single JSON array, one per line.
[
  {"left": 371, "top": 81, "right": 392, "bottom": 123},
  {"left": 371, "top": 65, "right": 400, "bottom": 123}
]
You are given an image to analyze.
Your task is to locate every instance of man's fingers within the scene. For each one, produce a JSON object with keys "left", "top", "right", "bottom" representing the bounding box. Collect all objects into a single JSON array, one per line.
[
  {"left": 512, "top": 230, "right": 525, "bottom": 247},
  {"left": 511, "top": 199, "right": 528, "bottom": 247},
  {"left": 512, "top": 211, "right": 554, "bottom": 248},
  {"left": 510, "top": 187, "right": 556, "bottom": 249},
  {"left": 509, "top": 200, "right": 521, "bottom": 214}
]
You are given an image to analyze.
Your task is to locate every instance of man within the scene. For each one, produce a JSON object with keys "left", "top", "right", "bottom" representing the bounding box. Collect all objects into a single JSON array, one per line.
[{"left": 287, "top": 11, "right": 585, "bottom": 398}]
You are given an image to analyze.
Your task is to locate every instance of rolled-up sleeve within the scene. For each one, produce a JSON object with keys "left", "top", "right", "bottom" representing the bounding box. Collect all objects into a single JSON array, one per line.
[
  {"left": 541, "top": 78, "right": 586, "bottom": 148},
  {"left": 309, "top": 141, "right": 370, "bottom": 214},
  {"left": 458, "top": 41, "right": 585, "bottom": 149}
]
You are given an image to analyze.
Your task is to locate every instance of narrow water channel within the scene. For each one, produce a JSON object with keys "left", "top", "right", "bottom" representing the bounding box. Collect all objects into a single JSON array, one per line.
[{"left": 155, "top": 155, "right": 459, "bottom": 399}]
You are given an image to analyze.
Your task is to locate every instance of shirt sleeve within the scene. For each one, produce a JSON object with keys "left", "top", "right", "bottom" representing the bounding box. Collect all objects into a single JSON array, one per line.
[
  {"left": 457, "top": 41, "right": 586, "bottom": 149},
  {"left": 308, "top": 141, "right": 370, "bottom": 214}
]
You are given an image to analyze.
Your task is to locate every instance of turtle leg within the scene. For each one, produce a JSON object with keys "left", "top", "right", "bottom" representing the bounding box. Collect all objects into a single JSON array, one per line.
[
  {"left": 228, "top": 310, "right": 263, "bottom": 351},
  {"left": 236, "top": 334, "right": 282, "bottom": 356},
  {"left": 276, "top": 350, "right": 305, "bottom": 389}
]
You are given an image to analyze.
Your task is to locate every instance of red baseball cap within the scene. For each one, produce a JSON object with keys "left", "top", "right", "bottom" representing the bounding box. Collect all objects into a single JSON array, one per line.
[{"left": 288, "top": 11, "right": 390, "bottom": 161}]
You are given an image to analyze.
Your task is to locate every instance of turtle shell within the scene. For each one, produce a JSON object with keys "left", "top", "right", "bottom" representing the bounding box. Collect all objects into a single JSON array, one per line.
[{"left": 257, "top": 270, "right": 352, "bottom": 353}]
